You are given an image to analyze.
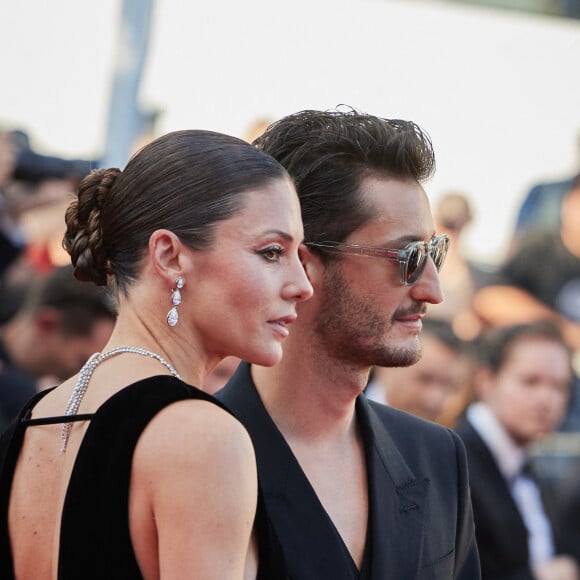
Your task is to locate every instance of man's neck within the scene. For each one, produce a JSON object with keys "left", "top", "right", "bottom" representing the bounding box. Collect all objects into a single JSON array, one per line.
[
  {"left": 251, "top": 339, "right": 371, "bottom": 569},
  {"left": 251, "top": 340, "right": 369, "bottom": 444}
]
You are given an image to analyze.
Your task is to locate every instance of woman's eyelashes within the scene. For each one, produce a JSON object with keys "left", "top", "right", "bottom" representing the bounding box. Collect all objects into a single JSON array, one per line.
[{"left": 257, "top": 244, "right": 285, "bottom": 262}]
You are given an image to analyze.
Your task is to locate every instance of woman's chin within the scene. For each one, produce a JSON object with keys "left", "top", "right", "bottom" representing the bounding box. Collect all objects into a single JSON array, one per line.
[{"left": 246, "top": 345, "right": 283, "bottom": 368}]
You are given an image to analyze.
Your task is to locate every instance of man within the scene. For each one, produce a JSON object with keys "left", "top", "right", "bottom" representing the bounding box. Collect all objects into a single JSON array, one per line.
[
  {"left": 217, "top": 109, "right": 480, "bottom": 579},
  {"left": 473, "top": 174, "right": 580, "bottom": 352},
  {"left": 428, "top": 191, "right": 490, "bottom": 341},
  {"left": 0, "top": 264, "right": 116, "bottom": 428},
  {"left": 473, "top": 175, "right": 580, "bottom": 431},
  {"left": 560, "top": 477, "right": 580, "bottom": 566},
  {"left": 366, "top": 317, "right": 472, "bottom": 426},
  {"left": 455, "top": 322, "right": 579, "bottom": 579},
  {"left": 513, "top": 177, "right": 574, "bottom": 243},
  {"left": 0, "top": 131, "right": 24, "bottom": 278}
]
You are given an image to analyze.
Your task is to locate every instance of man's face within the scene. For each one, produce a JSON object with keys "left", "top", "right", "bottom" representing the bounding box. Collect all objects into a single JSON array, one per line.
[
  {"left": 47, "top": 318, "right": 115, "bottom": 381},
  {"left": 483, "top": 337, "right": 570, "bottom": 445},
  {"left": 313, "top": 176, "right": 444, "bottom": 367}
]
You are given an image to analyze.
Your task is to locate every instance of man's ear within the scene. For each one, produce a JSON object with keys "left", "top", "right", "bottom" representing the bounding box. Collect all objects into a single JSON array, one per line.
[
  {"left": 299, "top": 243, "right": 323, "bottom": 286},
  {"left": 148, "top": 229, "right": 191, "bottom": 286}
]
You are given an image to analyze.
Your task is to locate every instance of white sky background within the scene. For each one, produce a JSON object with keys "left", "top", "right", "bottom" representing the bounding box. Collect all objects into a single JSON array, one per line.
[{"left": 1, "top": 0, "right": 579, "bottom": 264}]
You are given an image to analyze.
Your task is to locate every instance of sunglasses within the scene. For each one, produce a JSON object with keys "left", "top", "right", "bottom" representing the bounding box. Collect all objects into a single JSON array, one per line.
[{"left": 305, "top": 234, "right": 449, "bottom": 286}]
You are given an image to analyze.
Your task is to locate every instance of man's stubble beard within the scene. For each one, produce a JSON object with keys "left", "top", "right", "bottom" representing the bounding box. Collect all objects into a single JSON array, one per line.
[{"left": 314, "top": 264, "right": 422, "bottom": 368}]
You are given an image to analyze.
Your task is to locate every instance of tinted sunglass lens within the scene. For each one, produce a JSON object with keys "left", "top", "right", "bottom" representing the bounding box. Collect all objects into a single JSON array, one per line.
[
  {"left": 432, "top": 238, "right": 448, "bottom": 270},
  {"left": 406, "top": 245, "right": 427, "bottom": 284},
  {"left": 431, "top": 249, "right": 442, "bottom": 270}
]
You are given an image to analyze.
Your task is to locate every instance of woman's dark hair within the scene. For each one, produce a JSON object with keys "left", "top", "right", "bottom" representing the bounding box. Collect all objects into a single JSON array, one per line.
[
  {"left": 63, "top": 130, "right": 287, "bottom": 294},
  {"left": 253, "top": 107, "right": 435, "bottom": 251}
]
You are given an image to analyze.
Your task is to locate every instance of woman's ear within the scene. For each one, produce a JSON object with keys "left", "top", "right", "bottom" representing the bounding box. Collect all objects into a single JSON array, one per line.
[{"left": 149, "top": 229, "right": 190, "bottom": 285}]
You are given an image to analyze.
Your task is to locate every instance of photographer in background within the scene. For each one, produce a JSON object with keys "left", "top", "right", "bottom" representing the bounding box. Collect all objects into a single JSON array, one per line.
[
  {"left": 0, "top": 131, "right": 23, "bottom": 277},
  {"left": 0, "top": 129, "right": 97, "bottom": 317},
  {"left": 7, "top": 129, "right": 95, "bottom": 186}
]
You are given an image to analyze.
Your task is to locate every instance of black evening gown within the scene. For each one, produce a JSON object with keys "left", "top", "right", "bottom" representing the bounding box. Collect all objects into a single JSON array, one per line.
[{"left": 0, "top": 376, "right": 286, "bottom": 579}]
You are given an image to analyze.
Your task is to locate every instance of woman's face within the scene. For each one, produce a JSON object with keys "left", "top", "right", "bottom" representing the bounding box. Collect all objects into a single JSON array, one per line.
[{"left": 190, "top": 177, "right": 313, "bottom": 367}]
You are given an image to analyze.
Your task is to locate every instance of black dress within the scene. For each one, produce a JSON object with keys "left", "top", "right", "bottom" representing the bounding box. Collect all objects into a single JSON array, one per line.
[{"left": 0, "top": 376, "right": 286, "bottom": 579}]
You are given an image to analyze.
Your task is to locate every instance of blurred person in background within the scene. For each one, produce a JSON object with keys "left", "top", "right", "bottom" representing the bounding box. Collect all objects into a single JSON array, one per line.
[
  {"left": 473, "top": 175, "right": 580, "bottom": 431},
  {"left": 0, "top": 264, "right": 116, "bottom": 430},
  {"left": 427, "top": 191, "right": 490, "bottom": 341},
  {"left": 512, "top": 133, "right": 580, "bottom": 251},
  {"left": 558, "top": 470, "right": 580, "bottom": 566},
  {"left": 0, "top": 128, "right": 96, "bottom": 278},
  {"left": 455, "top": 322, "right": 579, "bottom": 580},
  {"left": 366, "top": 317, "right": 474, "bottom": 426},
  {"left": 473, "top": 174, "right": 580, "bottom": 351},
  {"left": 0, "top": 131, "right": 25, "bottom": 278},
  {"left": 242, "top": 117, "right": 274, "bottom": 144}
]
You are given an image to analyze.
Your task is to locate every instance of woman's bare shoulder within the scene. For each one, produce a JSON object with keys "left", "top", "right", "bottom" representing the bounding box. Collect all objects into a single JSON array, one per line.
[
  {"left": 134, "top": 397, "right": 255, "bottom": 478},
  {"left": 130, "top": 397, "right": 257, "bottom": 578}
]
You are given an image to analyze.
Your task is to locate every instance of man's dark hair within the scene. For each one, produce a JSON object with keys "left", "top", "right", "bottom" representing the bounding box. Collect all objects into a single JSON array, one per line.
[
  {"left": 20, "top": 265, "right": 116, "bottom": 337},
  {"left": 254, "top": 107, "right": 435, "bottom": 251},
  {"left": 478, "top": 321, "right": 570, "bottom": 373}
]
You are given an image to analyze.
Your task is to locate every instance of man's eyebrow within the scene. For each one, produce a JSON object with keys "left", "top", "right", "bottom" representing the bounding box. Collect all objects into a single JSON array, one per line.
[
  {"left": 388, "top": 235, "right": 418, "bottom": 245},
  {"left": 383, "top": 233, "right": 435, "bottom": 246}
]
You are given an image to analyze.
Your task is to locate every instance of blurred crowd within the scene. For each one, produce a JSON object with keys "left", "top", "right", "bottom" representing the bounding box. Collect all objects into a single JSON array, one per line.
[
  {"left": 365, "top": 157, "right": 580, "bottom": 578},
  {"left": 0, "top": 128, "right": 113, "bottom": 429},
  {"left": 1, "top": 120, "right": 580, "bottom": 578}
]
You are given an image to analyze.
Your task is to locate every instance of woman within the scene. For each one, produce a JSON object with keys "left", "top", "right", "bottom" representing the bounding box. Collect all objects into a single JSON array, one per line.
[{"left": 0, "top": 130, "right": 313, "bottom": 579}]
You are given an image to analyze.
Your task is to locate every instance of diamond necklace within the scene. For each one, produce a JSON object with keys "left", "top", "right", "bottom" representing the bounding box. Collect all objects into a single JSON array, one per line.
[{"left": 60, "top": 346, "right": 181, "bottom": 452}]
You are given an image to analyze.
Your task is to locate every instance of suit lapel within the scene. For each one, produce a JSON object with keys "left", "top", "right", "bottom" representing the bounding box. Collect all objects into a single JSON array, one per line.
[{"left": 357, "top": 396, "right": 428, "bottom": 579}]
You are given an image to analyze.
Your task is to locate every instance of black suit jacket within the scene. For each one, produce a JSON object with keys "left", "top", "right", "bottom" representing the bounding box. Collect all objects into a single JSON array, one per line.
[
  {"left": 455, "top": 418, "right": 561, "bottom": 580},
  {"left": 559, "top": 482, "right": 580, "bottom": 564},
  {"left": 217, "top": 362, "right": 481, "bottom": 580}
]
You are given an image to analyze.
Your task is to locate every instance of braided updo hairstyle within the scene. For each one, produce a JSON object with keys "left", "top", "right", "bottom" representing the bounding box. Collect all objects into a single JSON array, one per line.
[{"left": 63, "top": 130, "right": 287, "bottom": 295}]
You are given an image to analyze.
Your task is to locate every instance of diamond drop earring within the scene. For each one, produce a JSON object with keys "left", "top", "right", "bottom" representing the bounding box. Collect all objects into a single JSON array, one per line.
[{"left": 166, "top": 277, "right": 184, "bottom": 327}]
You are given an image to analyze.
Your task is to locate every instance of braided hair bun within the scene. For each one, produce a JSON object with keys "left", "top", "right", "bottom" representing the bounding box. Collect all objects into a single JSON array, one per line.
[{"left": 63, "top": 168, "right": 121, "bottom": 285}]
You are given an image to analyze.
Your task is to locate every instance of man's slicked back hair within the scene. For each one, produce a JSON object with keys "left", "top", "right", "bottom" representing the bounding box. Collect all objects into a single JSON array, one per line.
[{"left": 254, "top": 107, "right": 435, "bottom": 247}]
